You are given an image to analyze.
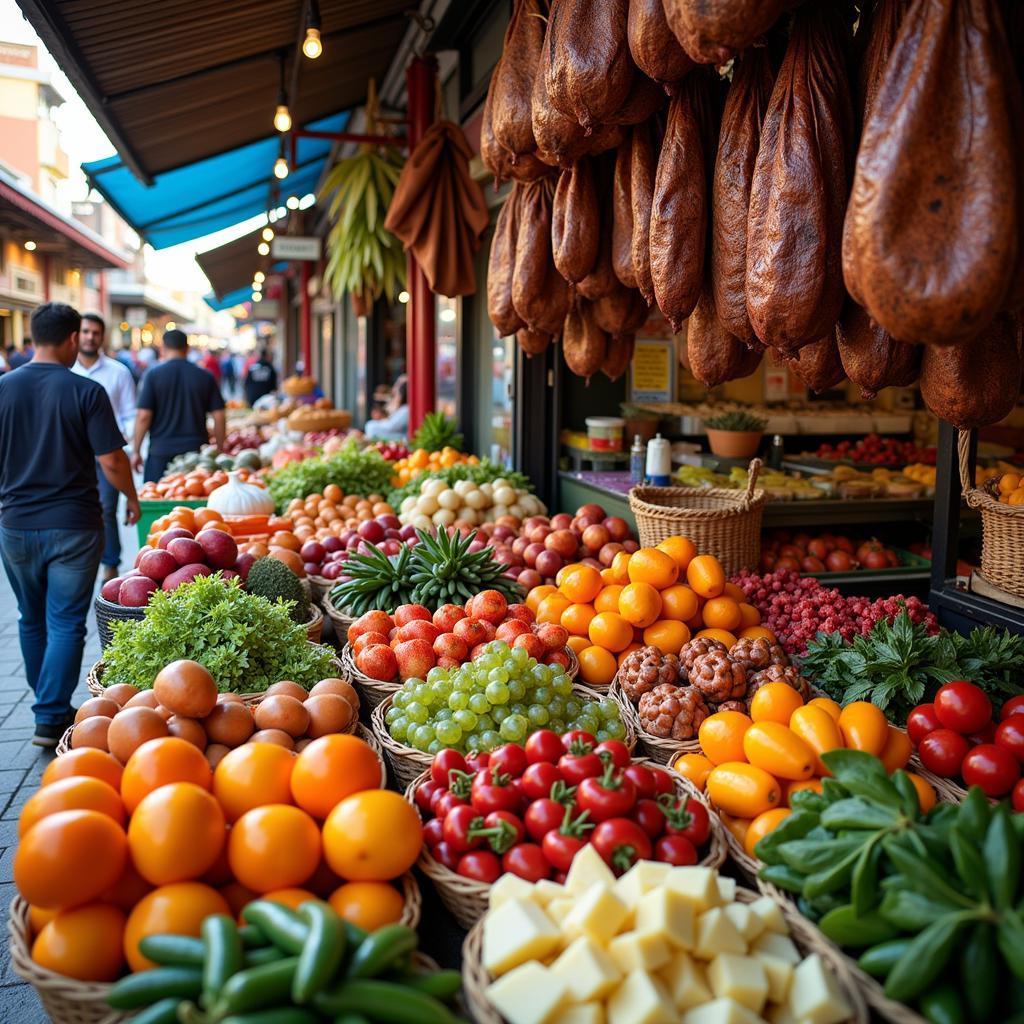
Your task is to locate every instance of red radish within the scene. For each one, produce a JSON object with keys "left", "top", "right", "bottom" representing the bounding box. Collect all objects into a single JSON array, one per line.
[
  {"left": 162, "top": 564, "right": 213, "bottom": 591},
  {"left": 137, "top": 548, "right": 178, "bottom": 583},
  {"left": 119, "top": 576, "right": 157, "bottom": 606},
  {"left": 100, "top": 576, "right": 126, "bottom": 602},
  {"left": 197, "top": 530, "right": 238, "bottom": 570},
  {"left": 166, "top": 537, "right": 205, "bottom": 567},
  {"left": 157, "top": 527, "right": 194, "bottom": 549}
]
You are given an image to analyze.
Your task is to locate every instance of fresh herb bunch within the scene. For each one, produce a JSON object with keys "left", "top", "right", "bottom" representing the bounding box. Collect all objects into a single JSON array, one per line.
[
  {"left": 800, "top": 610, "right": 1024, "bottom": 724},
  {"left": 386, "top": 461, "right": 532, "bottom": 510},
  {"left": 267, "top": 441, "right": 395, "bottom": 509},
  {"left": 411, "top": 411, "right": 463, "bottom": 453},
  {"left": 704, "top": 410, "right": 767, "bottom": 432},
  {"left": 757, "top": 750, "right": 1024, "bottom": 1020},
  {"left": 103, "top": 575, "right": 336, "bottom": 692},
  {"left": 329, "top": 543, "right": 416, "bottom": 616}
]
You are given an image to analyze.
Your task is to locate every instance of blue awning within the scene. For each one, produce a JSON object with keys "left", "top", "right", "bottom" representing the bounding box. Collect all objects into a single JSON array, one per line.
[
  {"left": 204, "top": 286, "right": 256, "bottom": 312},
  {"left": 82, "top": 112, "right": 350, "bottom": 250}
]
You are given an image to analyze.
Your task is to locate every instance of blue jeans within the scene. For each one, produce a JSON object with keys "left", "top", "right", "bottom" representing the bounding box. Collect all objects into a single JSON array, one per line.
[
  {"left": 0, "top": 526, "right": 103, "bottom": 724},
  {"left": 97, "top": 464, "right": 121, "bottom": 568}
]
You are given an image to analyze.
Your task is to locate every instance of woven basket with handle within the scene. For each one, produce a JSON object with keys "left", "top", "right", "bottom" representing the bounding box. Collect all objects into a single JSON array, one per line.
[
  {"left": 958, "top": 429, "right": 1024, "bottom": 598},
  {"left": 608, "top": 674, "right": 701, "bottom": 764},
  {"left": 628, "top": 458, "right": 765, "bottom": 575},
  {"left": 321, "top": 590, "right": 356, "bottom": 644}
]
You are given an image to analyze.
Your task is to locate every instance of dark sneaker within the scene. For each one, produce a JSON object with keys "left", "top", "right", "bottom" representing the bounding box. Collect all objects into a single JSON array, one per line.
[{"left": 33, "top": 709, "right": 76, "bottom": 748}]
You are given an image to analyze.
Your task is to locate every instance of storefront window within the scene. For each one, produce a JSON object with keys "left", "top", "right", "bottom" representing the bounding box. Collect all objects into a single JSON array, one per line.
[
  {"left": 437, "top": 296, "right": 458, "bottom": 418},
  {"left": 489, "top": 335, "right": 514, "bottom": 466}
]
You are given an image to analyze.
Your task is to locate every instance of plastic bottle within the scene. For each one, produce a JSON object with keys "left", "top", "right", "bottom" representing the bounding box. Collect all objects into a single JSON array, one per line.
[
  {"left": 630, "top": 435, "right": 646, "bottom": 485},
  {"left": 646, "top": 434, "right": 671, "bottom": 486},
  {"left": 769, "top": 434, "right": 784, "bottom": 470}
]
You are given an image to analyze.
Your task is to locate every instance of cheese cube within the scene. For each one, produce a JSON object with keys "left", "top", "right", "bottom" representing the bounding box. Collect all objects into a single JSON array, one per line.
[
  {"left": 616, "top": 860, "right": 673, "bottom": 908},
  {"left": 483, "top": 899, "right": 562, "bottom": 977},
  {"left": 707, "top": 953, "right": 769, "bottom": 1013},
  {"left": 682, "top": 998, "right": 765, "bottom": 1024},
  {"left": 787, "top": 954, "right": 853, "bottom": 1024},
  {"left": 550, "top": 936, "right": 622, "bottom": 1002},
  {"left": 765, "top": 1004, "right": 798, "bottom": 1024},
  {"left": 564, "top": 883, "right": 630, "bottom": 945},
  {"left": 560, "top": 1004, "right": 606, "bottom": 1024},
  {"left": 490, "top": 872, "right": 536, "bottom": 909},
  {"left": 752, "top": 931, "right": 800, "bottom": 965},
  {"left": 747, "top": 895, "right": 788, "bottom": 936},
  {"left": 609, "top": 930, "right": 671, "bottom": 973},
  {"left": 485, "top": 961, "right": 568, "bottom": 1024},
  {"left": 661, "top": 951, "right": 712, "bottom": 1010},
  {"left": 547, "top": 898, "right": 575, "bottom": 925},
  {"left": 665, "top": 867, "right": 723, "bottom": 912},
  {"left": 724, "top": 902, "right": 763, "bottom": 943},
  {"left": 607, "top": 969, "right": 676, "bottom": 1024},
  {"left": 755, "top": 947, "right": 795, "bottom": 1003},
  {"left": 635, "top": 887, "right": 696, "bottom": 949},
  {"left": 717, "top": 876, "right": 737, "bottom": 902},
  {"left": 532, "top": 879, "right": 565, "bottom": 906},
  {"left": 564, "top": 844, "right": 616, "bottom": 893},
  {"left": 694, "top": 907, "right": 748, "bottom": 959}
]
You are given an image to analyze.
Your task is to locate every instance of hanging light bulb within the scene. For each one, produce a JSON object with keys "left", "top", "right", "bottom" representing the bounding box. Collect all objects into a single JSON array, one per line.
[
  {"left": 251, "top": 292, "right": 261, "bottom": 302},
  {"left": 398, "top": 290, "right": 410, "bottom": 304},
  {"left": 258, "top": 242, "right": 271, "bottom": 256},
  {"left": 274, "top": 156, "right": 289, "bottom": 179},
  {"left": 262, "top": 226, "right": 275, "bottom": 242},
  {"left": 254, "top": 271, "right": 266, "bottom": 283},
  {"left": 302, "top": 27, "right": 322, "bottom": 59},
  {"left": 286, "top": 195, "right": 300, "bottom": 210},
  {"left": 273, "top": 104, "right": 292, "bottom": 133}
]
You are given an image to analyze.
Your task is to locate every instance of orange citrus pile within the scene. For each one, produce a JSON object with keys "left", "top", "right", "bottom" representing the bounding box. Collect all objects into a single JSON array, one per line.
[
  {"left": 996, "top": 472, "right": 1024, "bottom": 506},
  {"left": 15, "top": 734, "right": 420, "bottom": 983},
  {"left": 390, "top": 447, "right": 479, "bottom": 486},
  {"left": 525, "top": 536, "right": 772, "bottom": 687}
]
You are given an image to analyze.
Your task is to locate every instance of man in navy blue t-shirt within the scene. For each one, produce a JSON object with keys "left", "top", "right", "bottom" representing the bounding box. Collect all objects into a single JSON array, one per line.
[{"left": 0, "top": 303, "right": 140, "bottom": 745}]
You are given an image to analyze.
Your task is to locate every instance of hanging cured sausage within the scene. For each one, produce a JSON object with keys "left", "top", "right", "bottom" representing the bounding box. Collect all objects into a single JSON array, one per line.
[
  {"left": 783, "top": 333, "right": 846, "bottom": 393},
  {"left": 662, "top": 0, "right": 792, "bottom": 65},
  {"left": 517, "top": 328, "right": 553, "bottom": 356},
  {"left": 629, "top": 120, "right": 659, "bottom": 303},
  {"left": 552, "top": 158, "right": 600, "bottom": 283},
  {"left": 512, "top": 179, "right": 571, "bottom": 334},
  {"left": 836, "top": 302, "right": 920, "bottom": 399},
  {"left": 491, "top": 0, "right": 548, "bottom": 162},
  {"left": 687, "top": 288, "right": 752, "bottom": 389},
  {"left": 487, "top": 186, "right": 525, "bottom": 337},
  {"left": 611, "top": 141, "right": 638, "bottom": 289},
  {"left": 602, "top": 334, "right": 636, "bottom": 380},
  {"left": 627, "top": 0, "right": 694, "bottom": 84},
  {"left": 563, "top": 300, "right": 610, "bottom": 380}
]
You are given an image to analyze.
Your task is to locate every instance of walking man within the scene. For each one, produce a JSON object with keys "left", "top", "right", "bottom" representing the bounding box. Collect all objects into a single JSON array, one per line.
[
  {"left": 243, "top": 348, "right": 279, "bottom": 406},
  {"left": 0, "top": 302, "right": 140, "bottom": 746},
  {"left": 73, "top": 313, "right": 137, "bottom": 582},
  {"left": 132, "top": 329, "right": 226, "bottom": 481}
]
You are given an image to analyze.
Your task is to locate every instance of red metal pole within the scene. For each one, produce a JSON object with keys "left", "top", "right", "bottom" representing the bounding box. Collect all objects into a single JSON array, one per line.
[
  {"left": 405, "top": 54, "right": 438, "bottom": 437},
  {"left": 300, "top": 260, "right": 312, "bottom": 377}
]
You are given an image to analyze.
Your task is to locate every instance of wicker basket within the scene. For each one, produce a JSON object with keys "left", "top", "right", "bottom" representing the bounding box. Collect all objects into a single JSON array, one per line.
[
  {"left": 628, "top": 459, "right": 765, "bottom": 575},
  {"left": 92, "top": 595, "right": 146, "bottom": 650},
  {"left": 372, "top": 683, "right": 638, "bottom": 790},
  {"left": 402, "top": 757, "right": 727, "bottom": 929},
  {"left": 958, "top": 430, "right": 1024, "bottom": 598},
  {"left": 396, "top": 870, "right": 422, "bottom": 930},
  {"left": 608, "top": 675, "right": 699, "bottom": 764},
  {"left": 461, "top": 884, "right": 868, "bottom": 1024},
  {"left": 340, "top": 643, "right": 401, "bottom": 711},
  {"left": 307, "top": 573, "right": 333, "bottom": 603},
  {"left": 322, "top": 592, "right": 357, "bottom": 646},
  {"left": 304, "top": 602, "right": 324, "bottom": 644}
]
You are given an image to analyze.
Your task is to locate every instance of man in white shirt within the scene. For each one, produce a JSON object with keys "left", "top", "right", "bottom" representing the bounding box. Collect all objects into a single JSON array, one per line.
[{"left": 72, "top": 313, "right": 137, "bottom": 581}]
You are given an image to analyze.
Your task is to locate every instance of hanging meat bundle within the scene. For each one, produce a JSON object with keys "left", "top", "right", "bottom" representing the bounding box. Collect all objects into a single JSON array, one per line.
[
  {"left": 512, "top": 178, "right": 571, "bottom": 335},
  {"left": 627, "top": 0, "right": 694, "bottom": 84},
  {"left": 663, "top": 0, "right": 794, "bottom": 64},
  {"left": 552, "top": 158, "right": 600, "bottom": 283}
]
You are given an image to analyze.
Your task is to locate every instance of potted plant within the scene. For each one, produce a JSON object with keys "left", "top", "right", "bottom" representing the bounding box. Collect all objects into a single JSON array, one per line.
[
  {"left": 703, "top": 410, "right": 767, "bottom": 459},
  {"left": 620, "top": 403, "right": 661, "bottom": 443}
]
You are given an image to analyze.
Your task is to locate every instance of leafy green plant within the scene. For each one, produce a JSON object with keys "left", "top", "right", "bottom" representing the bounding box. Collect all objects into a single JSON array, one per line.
[
  {"left": 386, "top": 461, "right": 532, "bottom": 510},
  {"left": 412, "top": 412, "right": 464, "bottom": 453},
  {"left": 329, "top": 543, "right": 416, "bottom": 616},
  {"left": 103, "top": 575, "right": 336, "bottom": 692},
  {"left": 703, "top": 410, "right": 767, "bottom": 432},
  {"left": 266, "top": 441, "right": 395, "bottom": 509}
]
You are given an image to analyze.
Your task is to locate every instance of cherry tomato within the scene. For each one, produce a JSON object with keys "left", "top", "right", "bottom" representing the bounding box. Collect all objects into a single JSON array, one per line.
[
  {"left": 489, "top": 743, "right": 529, "bottom": 779},
  {"left": 442, "top": 804, "right": 484, "bottom": 852},
  {"left": 521, "top": 762, "right": 564, "bottom": 801},
  {"left": 431, "top": 841, "right": 461, "bottom": 871},
  {"left": 422, "top": 818, "right": 444, "bottom": 848},
  {"left": 623, "top": 764, "right": 656, "bottom": 800},
  {"left": 457, "top": 850, "right": 502, "bottom": 883},
  {"left": 1012, "top": 778, "right": 1024, "bottom": 813},
  {"left": 594, "top": 740, "right": 631, "bottom": 769},
  {"left": 997, "top": 717, "right": 1024, "bottom": 763},
  {"left": 471, "top": 767, "right": 521, "bottom": 815},
  {"left": 967, "top": 721, "right": 997, "bottom": 745},
  {"left": 482, "top": 811, "right": 526, "bottom": 853},
  {"left": 590, "top": 818, "right": 652, "bottom": 875},
  {"left": 933, "top": 681, "right": 992, "bottom": 735},
  {"left": 559, "top": 750, "right": 604, "bottom": 786},
  {"left": 508, "top": 779, "right": 527, "bottom": 808},
  {"left": 542, "top": 830, "right": 588, "bottom": 872},
  {"left": 906, "top": 703, "right": 941, "bottom": 745},
  {"left": 649, "top": 767, "right": 675, "bottom": 797},
  {"left": 663, "top": 797, "right": 710, "bottom": 848},
  {"left": 525, "top": 730, "right": 564, "bottom": 765},
  {"left": 432, "top": 790, "right": 466, "bottom": 819},
  {"left": 465, "top": 751, "right": 490, "bottom": 773},
  {"left": 917, "top": 729, "right": 971, "bottom": 778},
  {"left": 562, "top": 729, "right": 597, "bottom": 752},
  {"left": 415, "top": 780, "right": 444, "bottom": 813},
  {"left": 430, "top": 748, "right": 469, "bottom": 787},
  {"left": 655, "top": 834, "right": 698, "bottom": 866},
  {"left": 632, "top": 798, "right": 667, "bottom": 838},
  {"left": 961, "top": 743, "right": 1021, "bottom": 797},
  {"left": 502, "top": 843, "right": 552, "bottom": 881},
  {"left": 1000, "top": 696, "right": 1024, "bottom": 721},
  {"left": 577, "top": 764, "right": 637, "bottom": 823},
  {"left": 525, "top": 798, "right": 567, "bottom": 841}
]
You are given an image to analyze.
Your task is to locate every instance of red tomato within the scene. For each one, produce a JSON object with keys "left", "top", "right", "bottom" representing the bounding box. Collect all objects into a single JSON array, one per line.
[
  {"left": 632, "top": 798, "right": 666, "bottom": 838},
  {"left": 961, "top": 743, "right": 1021, "bottom": 797},
  {"left": 415, "top": 780, "right": 444, "bottom": 813},
  {"left": 594, "top": 740, "right": 631, "bottom": 769},
  {"left": 561, "top": 730, "right": 597, "bottom": 752},
  {"left": 430, "top": 749, "right": 468, "bottom": 787},
  {"left": 524, "top": 799, "right": 567, "bottom": 841},
  {"left": 422, "top": 818, "right": 444, "bottom": 848},
  {"left": 622, "top": 764, "right": 656, "bottom": 800},
  {"left": 542, "top": 829, "right": 588, "bottom": 872},
  {"left": 655, "top": 834, "right": 698, "bottom": 866},
  {"left": 906, "top": 703, "right": 942, "bottom": 745},
  {"left": 558, "top": 750, "right": 603, "bottom": 786},
  {"left": 432, "top": 841, "right": 461, "bottom": 871},
  {"left": 1001, "top": 695, "right": 1024, "bottom": 720},
  {"left": 471, "top": 768, "right": 521, "bottom": 815},
  {"left": 482, "top": 811, "right": 526, "bottom": 852},
  {"left": 590, "top": 818, "right": 653, "bottom": 875},
  {"left": 432, "top": 790, "right": 466, "bottom": 819},
  {"left": 649, "top": 768, "right": 675, "bottom": 797},
  {"left": 442, "top": 804, "right": 484, "bottom": 853},
  {"left": 664, "top": 797, "right": 711, "bottom": 848},
  {"left": 457, "top": 850, "right": 502, "bottom": 882},
  {"left": 520, "top": 762, "right": 563, "bottom": 802},
  {"left": 502, "top": 844, "right": 551, "bottom": 881},
  {"left": 967, "top": 722, "right": 997, "bottom": 745},
  {"left": 465, "top": 751, "right": 490, "bottom": 773},
  {"left": 1013, "top": 778, "right": 1024, "bottom": 813},
  {"left": 917, "top": 729, "right": 971, "bottom": 778},
  {"left": 578, "top": 765, "right": 637, "bottom": 823},
  {"left": 933, "top": 681, "right": 992, "bottom": 734},
  {"left": 489, "top": 744, "right": 529, "bottom": 779},
  {"left": 524, "top": 730, "right": 564, "bottom": 765}
]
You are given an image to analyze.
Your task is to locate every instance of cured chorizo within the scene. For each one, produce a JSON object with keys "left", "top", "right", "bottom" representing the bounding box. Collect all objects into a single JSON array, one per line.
[
  {"left": 628, "top": 0, "right": 694, "bottom": 83},
  {"left": 662, "top": 0, "right": 792, "bottom": 65},
  {"left": 836, "top": 302, "right": 920, "bottom": 399},
  {"left": 512, "top": 179, "right": 571, "bottom": 334},
  {"left": 563, "top": 300, "right": 610, "bottom": 380},
  {"left": 552, "top": 158, "right": 600, "bottom": 283},
  {"left": 487, "top": 186, "right": 526, "bottom": 337},
  {"left": 491, "top": 0, "right": 548, "bottom": 161},
  {"left": 630, "top": 120, "right": 659, "bottom": 303},
  {"left": 783, "top": 333, "right": 846, "bottom": 393}
]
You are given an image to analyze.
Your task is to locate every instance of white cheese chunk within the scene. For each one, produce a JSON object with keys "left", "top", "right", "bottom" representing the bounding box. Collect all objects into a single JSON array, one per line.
[
  {"left": 747, "top": 895, "right": 789, "bottom": 936},
  {"left": 635, "top": 887, "right": 696, "bottom": 950},
  {"left": 560, "top": 1004, "right": 606, "bottom": 1024},
  {"left": 531, "top": 879, "right": 565, "bottom": 906},
  {"left": 682, "top": 997, "right": 766, "bottom": 1024},
  {"left": 717, "top": 876, "right": 738, "bottom": 902},
  {"left": 615, "top": 860, "right": 673, "bottom": 908},
  {"left": 707, "top": 953, "right": 769, "bottom": 1013},
  {"left": 694, "top": 907, "right": 748, "bottom": 959},
  {"left": 661, "top": 951, "right": 712, "bottom": 1010},
  {"left": 546, "top": 897, "right": 575, "bottom": 925},
  {"left": 563, "top": 883, "right": 630, "bottom": 946},
  {"left": 564, "top": 844, "right": 617, "bottom": 893},
  {"left": 755, "top": 947, "right": 796, "bottom": 1003},
  {"left": 608, "top": 930, "right": 672, "bottom": 973},
  {"left": 787, "top": 954, "right": 853, "bottom": 1024},
  {"left": 485, "top": 961, "right": 568, "bottom": 1024},
  {"left": 665, "top": 866, "right": 723, "bottom": 912},
  {"left": 607, "top": 969, "right": 676, "bottom": 1024},
  {"left": 549, "top": 936, "right": 621, "bottom": 1002},
  {"left": 490, "top": 872, "right": 536, "bottom": 909},
  {"left": 752, "top": 931, "right": 801, "bottom": 965},
  {"left": 723, "top": 902, "right": 763, "bottom": 943},
  {"left": 482, "top": 899, "right": 561, "bottom": 977}
]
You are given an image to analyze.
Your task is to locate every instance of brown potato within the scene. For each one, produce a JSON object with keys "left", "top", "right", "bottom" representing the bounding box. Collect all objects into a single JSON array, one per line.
[
  {"left": 248, "top": 729, "right": 295, "bottom": 749},
  {"left": 74, "top": 697, "right": 119, "bottom": 723},
  {"left": 253, "top": 695, "right": 310, "bottom": 739},
  {"left": 107, "top": 707, "right": 168, "bottom": 763},
  {"left": 71, "top": 716, "right": 110, "bottom": 751},
  {"left": 202, "top": 702, "right": 255, "bottom": 747}
]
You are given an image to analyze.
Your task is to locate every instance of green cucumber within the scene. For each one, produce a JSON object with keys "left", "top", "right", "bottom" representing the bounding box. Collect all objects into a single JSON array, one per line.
[
  {"left": 242, "top": 901, "right": 309, "bottom": 954},
  {"left": 137, "top": 934, "right": 204, "bottom": 967},
  {"left": 346, "top": 925, "right": 418, "bottom": 979},
  {"left": 107, "top": 966, "right": 202, "bottom": 1009},
  {"left": 313, "top": 979, "right": 460, "bottom": 1023},
  {"left": 293, "top": 900, "right": 346, "bottom": 1003},
  {"left": 857, "top": 939, "right": 913, "bottom": 978},
  {"left": 210, "top": 957, "right": 300, "bottom": 1017},
  {"left": 202, "top": 913, "right": 243, "bottom": 1008}
]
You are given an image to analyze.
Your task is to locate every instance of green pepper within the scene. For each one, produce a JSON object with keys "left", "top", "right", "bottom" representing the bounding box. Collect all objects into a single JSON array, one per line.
[
  {"left": 879, "top": 887, "right": 962, "bottom": 931},
  {"left": 210, "top": 956, "right": 300, "bottom": 1017},
  {"left": 119, "top": 997, "right": 181, "bottom": 1024},
  {"left": 244, "top": 945, "right": 285, "bottom": 968},
  {"left": 397, "top": 969, "right": 462, "bottom": 1001},
  {"left": 919, "top": 983, "right": 967, "bottom": 1024},
  {"left": 137, "top": 934, "right": 205, "bottom": 967},
  {"left": 239, "top": 924, "right": 268, "bottom": 948},
  {"left": 346, "top": 925, "right": 419, "bottom": 980},
  {"left": 857, "top": 939, "right": 913, "bottom": 978},
  {"left": 961, "top": 922, "right": 997, "bottom": 1022},
  {"left": 818, "top": 905, "right": 900, "bottom": 949},
  {"left": 883, "top": 840, "right": 977, "bottom": 909},
  {"left": 293, "top": 900, "right": 346, "bottom": 1003},
  {"left": 242, "top": 902, "right": 310, "bottom": 955},
  {"left": 107, "top": 966, "right": 203, "bottom": 1009},
  {"left": 202, "top": 913, "right": 244, "bottom": 1009},
  {"left": 313, "top": 980, "right": 461, "bottom": 1023},
  {"left": 885, "top": 912, "right": 974, "bottom": 1003},
  {"left": 850, "top": 837, "right": 882, "bottom": 917}
]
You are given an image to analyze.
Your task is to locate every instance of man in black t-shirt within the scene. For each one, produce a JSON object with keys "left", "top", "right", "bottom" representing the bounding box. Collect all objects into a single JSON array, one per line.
[
  {"left": 131, "top": 329, "right": 226, "bottom": 481},
  {"left": 243, "top": 348, "right": 278, "bottom": 407},
  {"left": 0, "top": 302, "right": 140, "bottom": 746}
]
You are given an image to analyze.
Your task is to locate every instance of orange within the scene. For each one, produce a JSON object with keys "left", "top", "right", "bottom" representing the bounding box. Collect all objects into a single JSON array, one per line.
[
  {"left": 329, "top": 881, "right": 405, "bottom": 931},
  {"left": 561, "top": 603, "right": 597, "bottom": 637},
  {"left": 128, "top": 782, "right": 226, "bottom": 886},
  {"left": 686, "top": 554, "right": 726, "bottom": 598},
  {"left": 617, "top": 642, "right": 644, "bottom": 667},
  {"left": 559, "top": 565, "right": 603, "bottom": 604},
  {"left": 588, "top": 612, "right": 634, "bottom": 653},
  {"left": 696, "top": 627, "right": 738, "bottom": 648},
  {"left": 599, "top": 568, "right": 618, "bottom": 585},
  {"left": 743, "top": 723, "right": 815, "bottom": 781},
  {"left": 262, "top": 887, "right": 319, "bottom": 911},
  {"left": 905, "top": 773, "right": 937, "bottom": 813},
  {"left": 879, "top": 727, "right": 913, "bottom": 773},
  {"left": 41, "top": 748, "right": 123, "bottom": 792},
  {"left": 659, "top": 585, "right": 700, "bottom": 622},
  {"left": 536, "top": 593, "right": 571, "bottom": 625},
  {"left": 566, "top": 635, "right": 591, "bottom": 655},
  {"left": 719, "top": 811, "right": 751, "bottom": 848},
  {"left": 607, "top": 551, "right": 632, "bottom": 584},
  {"left": 290, "top": 734, "right": 383, "bottom": 819},
  {"left": 749, "top": 682, "right": 805, "bottom": 725},
  {"left": 673, "top": 753, "right": 714, "bottom": 790},
  {"left": 642, "top": 619, "right": 690, "bottom": 655},
  {"left": 595, "top": 585, "right": 625, "bottom": 613},
  {"left": 228, "top": 805, "right": 321, "bottom": 893},
  {"left": 627, "top": 548, "right": 679, "bottom": 590},
  {"left": 124, "top": 882, "right": 229, "bottom": 972},
  {"left": 102, "top": 860, "right": 152, "bottom": 912},
  {"left": 999, "top": 473, "right": 1022, "bottom": 494},
  {"left": 739, "top": 626, "right": 776, "bottom": 642},
  {"left": 577, "top": 646, "right": 619, "bottom": 687},
  {"left": 837, "top": 701, "right": 889, "bottom": 755},
  {"left": 698, "top": 710, "right": 752, "bottom": 766},
  {"left": 656, "top": 536, "right": 697, "bottom": 572},
  {"left": 213, "top": 743, "right": 296, "bottom": 823},
  {"left": 723, "top": 582, "right": 747, "bottom": 603},
  {"left": 525, "top": 585, "right": 556, "bottom": 614},
  {"left": 738, "top": 603, "right": 762, "bottom": 628},
  {"left": 701, "top": 596, "right": 743, "bottom": 632},
  {"left": 28, "top": 905, "right": 56, "bottom": 936},
  {"left": 121, "top": 737, "right": 212, "bottom": 814},
  {"left": 14, "top": 809, "right": 127, "bottom": 910},
  {"left": 618, "top": 582, "right": 663, "bottom": 628},
  {"left": 32, "top": 903, "right": 126, "bottom": 981},
  {"left": 707, "top": 762, "right": 781, "bottom": 818},
  {"left": 782, "top": 777, "right": 824, "bottom": 805},
  {"left": 323, "top": 790, "right": 421, "bottom": 881},
  {"left": 19, "top": 776, "right": 125, "bottom": 838},
  {"left": 788, "top": 706, "right": 843, "bottom": 775},
  {"left": 743, "top": 808, "right": 791, "bottom": 859},
  {"left": 806, "top": 696, "right": 842, "bottom": 722}
]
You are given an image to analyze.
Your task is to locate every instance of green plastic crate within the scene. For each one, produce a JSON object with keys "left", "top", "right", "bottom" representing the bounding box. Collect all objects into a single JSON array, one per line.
[{"left": 137, "top": 498, "right": 207, "bottom": 546}]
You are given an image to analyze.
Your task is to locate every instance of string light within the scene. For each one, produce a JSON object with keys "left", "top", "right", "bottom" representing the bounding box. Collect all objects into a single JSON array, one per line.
[
  {"left": 273, "top": 104, "right": 292, "bottom": 133},
  {"left": 254, "top": 271, "right": 266, "bottom": 283},
  {"left": 23, "top": 240, "right": 36, "bottom": 251},
  {"left": 262, "top": 226, "right": 275, "bottom": 242},
  {"left": 398, "top": 291, "right": 410, "bottom": 304},
  {"left": 258, "top": 242, "right": 271, "bottom": 256},
  {"left": 302, "top": 0, "right": 322, "bottom": 58},
  {"left": 286, "top": 195, "right": 300, "bottom": 210},
  {"left": 274, "top": 156, "right": 289, "bottom": 179},
  {"left": 251, "top": 292, "right": 261, "bottom": 302}
]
